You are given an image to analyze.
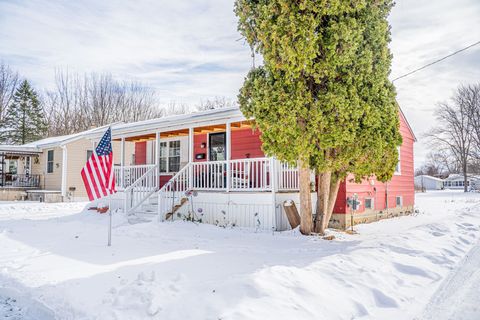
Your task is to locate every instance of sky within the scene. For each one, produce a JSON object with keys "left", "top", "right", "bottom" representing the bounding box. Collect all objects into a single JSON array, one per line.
[{"left": 0, "top": 0, "right": 479, "bottom": 167}]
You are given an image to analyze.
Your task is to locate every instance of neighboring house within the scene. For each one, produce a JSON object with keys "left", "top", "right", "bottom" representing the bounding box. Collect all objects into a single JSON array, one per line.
[
  {"left": 414, "top": 175, "right": 444, "bottom": 191},
  {"left": 0, "top": 126, "right": 135, "bottom": 201},
  {"left": 443, "top": 174, "right": 480, "bottom": 190},
  {"left": 106, "top": 106, "right": 415, "bottom": 230}
]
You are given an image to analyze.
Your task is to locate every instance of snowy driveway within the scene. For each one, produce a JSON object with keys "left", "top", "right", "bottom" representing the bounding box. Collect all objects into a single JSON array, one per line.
[
  {"left": 0, "top": 192, "right": 480, "bottom": 319},
  {"left": 422, "top": 238, "right": 480, "bottom": 320}
]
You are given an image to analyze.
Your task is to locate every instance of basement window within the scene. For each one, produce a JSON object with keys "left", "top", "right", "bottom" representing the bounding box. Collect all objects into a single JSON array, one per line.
[
  {"left": 396, "top": 196, "right": 403, "bottom": 207},
  {"left": 365, "top": 198, "right": 373, "bottom": 210}
]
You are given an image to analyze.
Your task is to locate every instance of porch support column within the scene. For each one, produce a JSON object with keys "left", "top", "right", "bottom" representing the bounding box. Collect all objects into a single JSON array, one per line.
[
  {"left": 188, "top": 127, "right": 194, "bottom": 190},
  {"left": 60, "top": 145, "right": 68, "bottom": 200},
  {"left": 270, "top": 157, "right": 277, "bottom": 231},
  {"left": 155, "top": 132, "right": 160, "bottom": 188},
  {"left": 226, "top": 122, "right": 232, "bottom": 192},
  {"left": 120, "top": 137, "right": 125, "bottom": 189}
]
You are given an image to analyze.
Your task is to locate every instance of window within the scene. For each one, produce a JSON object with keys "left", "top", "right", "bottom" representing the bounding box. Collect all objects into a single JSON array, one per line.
[
  {"left": 396, "top": 196, "right": 403, "bottom": 207},
  {"left": 8, "top": 160, "right": 17, "bottom": 174},
  {"left": 25, "top": 156, "right": 31, "bottom": 175},
  {"left": 168, "top": 141, "right": 181, "bottom": 172},
  {"left": 365, "top": 198, "right": 373, "bottom": 210},
  {"left": 159, "top": 140, "right": 181, "bottom": 173},
  {"left": 87, "top": 150, "right": 93, "bottom": 161},
  {"left": 159, "top": 142, "right": 168, "bottom": 173},
  {"left": 47, "top": 150, "right": 54, "bottom": 173},
  {"left": 394, "top": 147, "right": 401, "bottom": 175}
]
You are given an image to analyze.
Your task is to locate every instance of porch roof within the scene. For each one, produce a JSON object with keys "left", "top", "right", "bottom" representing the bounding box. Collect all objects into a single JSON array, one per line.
[
  {"left": 109, "top": 107, "right": 247, "bottom": 139},
  {"left": 0, "top": 145, "right": 42, "bottom": 156},
  {"left": 22, "top": 124, "right": 119, "bottom": 149}
]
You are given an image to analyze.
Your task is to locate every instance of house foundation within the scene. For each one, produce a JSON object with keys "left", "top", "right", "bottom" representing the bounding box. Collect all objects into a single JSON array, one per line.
[{"left": 330, "top": 205, "right": 415, "bottom": 230}]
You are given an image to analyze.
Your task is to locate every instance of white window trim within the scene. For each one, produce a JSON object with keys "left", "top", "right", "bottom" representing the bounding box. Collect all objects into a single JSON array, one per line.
[
  {"left": 396, "top": 196, "right": 403, "bottom": 207},
  {"left": 364, "top": 197, "right": 374, "bottom": 210},
  {"left": 159, "top": 139, "right": 181, "bottom": 174},
  {"left": 46, "top": 149, "right": 54, "bottom": 174},
  {"left": 394, "top": 146, "right": 401, "bottom": 175}
]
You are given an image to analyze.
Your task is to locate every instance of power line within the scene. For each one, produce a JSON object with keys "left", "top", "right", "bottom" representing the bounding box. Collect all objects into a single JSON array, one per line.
[{"left": 392, "top": 40, "right": 480, "bottom": 82}]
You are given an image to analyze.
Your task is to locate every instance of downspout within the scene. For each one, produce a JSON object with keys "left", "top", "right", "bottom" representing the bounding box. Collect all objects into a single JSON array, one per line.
[{"left": 61, "top": 145, "right": 68, "bottom": 200}]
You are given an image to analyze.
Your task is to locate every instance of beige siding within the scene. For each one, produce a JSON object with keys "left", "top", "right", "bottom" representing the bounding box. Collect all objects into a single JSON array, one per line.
[
  {"left": 65, "top": 139, "right": 135, "bottom": 199},
  {"left": 33, "top": 147, "right": 63, "bottom": 191}
]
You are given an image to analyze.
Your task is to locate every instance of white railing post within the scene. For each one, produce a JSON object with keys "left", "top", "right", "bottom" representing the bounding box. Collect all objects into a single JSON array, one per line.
[
  {"left": 120, "top": 137, "right": 125, "bottom": 189},
  {"left": 155, "top": 132, "right": 160, "bottom": 189},
  {"left": 188, "top": 127, "right": 194, "bottom": 190},
  {"left": 271, "top": 157, "right": 277, "bottom": 192},
  {"left": 226, "top": 122, "right": 231, "bottom": 192},
  {"left": 270, "top": 157, "right": 277, "bottom": 230}
]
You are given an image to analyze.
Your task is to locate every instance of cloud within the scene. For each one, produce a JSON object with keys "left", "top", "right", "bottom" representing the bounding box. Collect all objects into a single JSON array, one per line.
[
  {"left": 0, "top": 0, "right": 252, "bottom": 103},
  {"left": 1, "top": 0, "right": 479, "bottom": 166},
  {"left": 389, "top": 0, "right": 480, "bottom": 166}
]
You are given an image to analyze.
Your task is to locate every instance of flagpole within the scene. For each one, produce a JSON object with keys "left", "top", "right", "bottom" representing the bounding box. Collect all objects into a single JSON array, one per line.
[
  {"left": 108, "top": 193, "right": 112, "bottom": 247},
  {"left": 108, "top": 125, "right": 113, "bottom": 247}
]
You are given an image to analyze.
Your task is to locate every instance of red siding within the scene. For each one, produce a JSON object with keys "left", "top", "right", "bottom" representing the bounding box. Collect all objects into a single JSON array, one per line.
[
  {"left": 333, "top": 181, "right": 347, "bottom": 214},
  {"left": 135, "top": 128, "right": 264, "bottom": 164},
  {"left": 193, "top": 133, "right": 208, "bottom": 162},
  {"left": 132, "top": 112, "right": 414, "bottom": 216},
  {"left": 231, "top": 128, "right": 264, "bottom": 159},
  {"left": 159, "top": 174, "right": 173, "bottom": 188},
  {"left": 340, "top": 111, "right": 415, "bottom": 214},
  {"left": 135, "top": 141, "right": 147, "bottom": 165},
  {"left": 192, "top": 128, "right": 264, "bottom": 161}
]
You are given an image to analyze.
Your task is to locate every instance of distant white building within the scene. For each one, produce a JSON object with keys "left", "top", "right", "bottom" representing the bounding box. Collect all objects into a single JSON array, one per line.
[
  {"left": 414, "top": 175, "right": 444, "bottom": 190},
  {"left": 443, "top": 174, "right": 480, "bottom": 190}
]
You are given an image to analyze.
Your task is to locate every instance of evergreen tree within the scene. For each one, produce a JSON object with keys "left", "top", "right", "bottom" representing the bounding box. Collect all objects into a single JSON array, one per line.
[
  {"left": 235, "top": 0, "right": 402, "bottom": 234},
  {"left": 1, "top": 80, "right": 47, "bottom": 144}
]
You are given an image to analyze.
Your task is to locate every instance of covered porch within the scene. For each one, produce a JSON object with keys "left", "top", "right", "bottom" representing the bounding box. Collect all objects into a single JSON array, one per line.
[
  {"left": 113, "top": 120, "right": 300, "bottom": 193},
  {"left": 0, "top": 147, "right": 42, "bottom": 189},
  {"left": 107, "top": 108, "right": 302, "bottom": 217}
]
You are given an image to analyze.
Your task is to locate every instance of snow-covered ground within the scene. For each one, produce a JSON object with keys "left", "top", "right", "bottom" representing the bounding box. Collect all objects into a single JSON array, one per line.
[{"left": 0, "top": 192, "right": 479, "bottom": 319}]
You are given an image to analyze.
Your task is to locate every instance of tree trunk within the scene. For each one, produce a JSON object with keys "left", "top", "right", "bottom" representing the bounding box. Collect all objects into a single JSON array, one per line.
[
  {"left": 313, "top": 172, "right": 341, "bottom": 235},
  {"left": 323, "top": 178, "right": 341, "bottom": 233},
  {"left": 298, "top": 159, "right": 313, "bottom": 235},
  {"left": 463, "top": 159, "right": 468, "bottom": 193},
  {"left": 314, "top": 172, "right": 330, "bottom": 233}
]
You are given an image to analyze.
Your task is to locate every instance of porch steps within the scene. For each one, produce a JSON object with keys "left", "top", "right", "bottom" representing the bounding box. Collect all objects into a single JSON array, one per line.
[{"left": 165, "top": 197, "right": 188, "bottom": 220}]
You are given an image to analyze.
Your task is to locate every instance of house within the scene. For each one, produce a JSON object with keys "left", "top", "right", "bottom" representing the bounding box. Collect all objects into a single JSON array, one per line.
[
  {"left": 414, "top": 175, "right": 444, "bottom": 191},
  {"left": 104, "top": 106, "right": 415, "bottom": 230},
  {"left": 443, "top": 174, "right": 480, "bottom": 190},
  {"left": 0, "top": 126, "right": 135, "bottom": 202}
]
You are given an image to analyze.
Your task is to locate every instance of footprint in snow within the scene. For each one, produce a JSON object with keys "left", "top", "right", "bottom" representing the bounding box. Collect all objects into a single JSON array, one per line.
[
  {"left": 371, "top": 289, "right": 398, "bottom": 308},
  {"left": 392, "top": 262, "right": 440, "bottom": 280}
]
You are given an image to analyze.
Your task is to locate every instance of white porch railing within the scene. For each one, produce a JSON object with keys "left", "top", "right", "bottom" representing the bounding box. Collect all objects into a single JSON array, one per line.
[
  {"left": 191, "top": 157, "right": 273, "bottom": 191},
  {"left": 124, "top": 164, "right": 159, "bottom": 214},
  {"left": 190, "top": 157, "right": 298, "bottom": 192},
  {"left": 119, "top": 157, "right": 300, "bottom": 215},
  {"left": 158, "top": 164, "right": 190, "bottom": 219},
  {"left": 114, "top": 164, "right": 155, "bottom": 189},
  {"left": 230, "top": 158, "right": 271, "bottom": 191},
  {"left": 277, "top": 161, "right": 299, "bottom": 191}
]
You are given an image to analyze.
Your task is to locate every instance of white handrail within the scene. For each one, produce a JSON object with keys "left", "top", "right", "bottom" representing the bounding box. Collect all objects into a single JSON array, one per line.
[
  {"left": 158, "top": 164, "right": 191, "bottom": 220},
  {"left": 124, "top": 164, "right": 158, "bottom": 214},
  {"left": 115, "top": 164, "right": 156, "bottom": 189}
]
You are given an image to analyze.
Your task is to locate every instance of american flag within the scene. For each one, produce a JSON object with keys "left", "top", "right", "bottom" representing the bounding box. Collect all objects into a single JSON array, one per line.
[{"left": 81, "top": 127, "right": 116, "bottom": 201}]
